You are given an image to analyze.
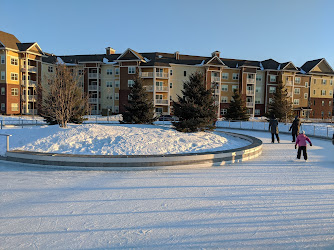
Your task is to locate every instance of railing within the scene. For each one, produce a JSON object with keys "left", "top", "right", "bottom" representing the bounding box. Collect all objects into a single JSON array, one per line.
[
  {"left": 144, "top": 85, "right": 154, "bottom": 91},
  {"left": 21, "top": 80, "right": 37, "bottom": 87},
  {"left": 156, "top": 86, "right": 168, "bottom": 92},
  {"left": 89, "top": 98, "right": 98, "bottom": 103},
  {"left": 247, "top": 79, "right": 255, "bottom": 84},
  {"left": 246, "top": 102, "right": 254, "bottom": 107},
  {"left": 25, "top": 109, "right": 38, "bottom": 115},
  {"left": 88, "top": 85, "right": 98, "bottom": 91},
  {"left": 286, "top": 80, "right": 293, "bottom": 86},
  {"left": 22, "top": 95, "right": 37, "bottom": 102},
  {"left": 141, "top": 72, "right": 154, "bottom": 78},
  {"left": 156, "top": 72, "right": 169, "bottom": 78},
  {"left": 88, "top": 73, "right": 98, "bottom": 78},
  {"left": 155, "top": 99, "right": 168, "bottom": 104},
  {"left": 0, "top": 133, "right": 12, "bottom": 152},
  {"left": 212, "top": 77, "right": 220, "bottom": 82},
  {"left": 246, "top": 90, "right": 254, "bottom": 95},
  {"left": 21, "top": 66, "right": 37, "bottom": 73}
]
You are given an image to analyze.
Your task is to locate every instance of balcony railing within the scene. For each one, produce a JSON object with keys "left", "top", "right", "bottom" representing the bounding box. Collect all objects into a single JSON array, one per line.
[
  {"left": 285, "top": 80, "right": 293, "bottom": 86},
  {"left": 21, "top": 80, "right": 37, "bottom": 87},
  {"left": 212, "top": 77, "right": 220, "bottom": 82},
  {"left": 155, "top": 99, "right": 168, "bottom": 105},
  {"left": 156, "top": 86, "right": 168, "bottom": 92},
  {"left": 21, "top": 66, "right": 37, "bottom": 73},
  {"left": 247, "top": 78, "right": 255, "bottom": 84},
  {"left": 88, "top": 85, "right": 98, "bottom": 91},
  {"left": 156, "top": 72, "right": 169, "bottom": 78},
  {"left": 246, "top": 102, "right": 254, "bottom": 107},
  {"left": 246, "top": 90, "right": 254, "bottom": 95},
  {"left": 141, "top": 72, "right": 154, "bottom": 78},
  {"left": 144, "top": 85, "right": 154, "bottom": 91},
  {"left": 22, "top": 95, "right": 37, "bottom": 102},
  {"left": 88, "top": 73, "right": 98, "bottom": 78},
  {"left": 89, "top": 98, "right": 98, "bottom": 103}
]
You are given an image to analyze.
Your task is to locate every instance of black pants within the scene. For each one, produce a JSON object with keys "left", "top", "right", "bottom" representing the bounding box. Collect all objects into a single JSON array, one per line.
[
  {"left": 297, "top": 146, "right": 307, "bottom": 160},
  {"left": 292, "top": 133, "right": 298, "bottom": 142},
  {"left": 271, "top": 133, "right": 280, "bottom": 143}
]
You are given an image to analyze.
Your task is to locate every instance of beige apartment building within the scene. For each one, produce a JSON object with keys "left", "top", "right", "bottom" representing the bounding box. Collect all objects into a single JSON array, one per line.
[{"left": 1, "top": 31, "right": 334, "bottom": 120}]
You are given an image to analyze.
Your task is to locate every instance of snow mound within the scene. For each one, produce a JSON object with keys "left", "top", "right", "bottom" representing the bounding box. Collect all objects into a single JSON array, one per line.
[{"left": 9, "top": 124, "right": 250, "bottom": 155}]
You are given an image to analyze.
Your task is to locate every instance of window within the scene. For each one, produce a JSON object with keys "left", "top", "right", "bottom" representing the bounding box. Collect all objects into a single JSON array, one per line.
[
  {"left": 11, "top": 103, "right": 19, "bottom": 111},
  {"left": 293, "top": 99, "right": 299, "bottom": 105},
  {"left": 221, "top": 109, "right": 227, "bottom": 115},
  {"left": 294, "top": 88, "right": 300, "bottom": 94},
  {"left": 329, "top": 90, "right": 333, "bottom": 96},
  {"left": 1, "top": 103, "right": 5, "bottom": 111},
  {"left": 329, "top": 101, "right": 332, "bottom": 107},
  {"left": 322, "top": 79, "right": 327, "bottom": 85},
  {"left": 295, "top": 77, "right": 301, "bottom": 84},
  {"left": 11, "top": 88, "right": 18, "bottom": 96},
  {"left": 232, "top": 73, "right": 239, "bottom": 80},
  {"left": 1, "top": 87, "right": 5, "bottom": 95},
  {"left": 222, "top": 85, "right": 228, "bottom": 91},
  {"left": 330, "top": 80, "right": 333, "bottom": 86},
  {"left": 10, "top": 73, "right": 18, "bottom": 81},
  {"left": 48, "top": 66, "right": 53, "bottom": 73},
  {"left": 269, "top": 98, "right": 273, "bottom": 104},
  {"left": 115, "top": 68, "right": 119, "bottom": 75},
  {"left": 222, "top": 73, "right": 229, "bottom": 80},
  {"left": 170, "top": 69, "right": 173, "bottom": 76},
  {"left": 256, "top": 86, "right": 261, "bottom": 93},
  {"left": 314, "top": 79, "right": 316, "bottom": 84},
  {"left": 106, "top": 69, "right": 113, "bottom": 75},
  {"left": 255, "top": 98, "right": 261, "bottom": 104},
  {"left": 128, "top": 95, "right": 132, "bottom": 100},
  {"left": 321, "top": 90, "right": 326, "bottom": 96},
  {"left": 10, "top": 57, "right": 18, "bottom": 66},
  {"left": 269, "top": 87, "right": 276, "bottom": 93},
  {"left": 313, "top": 100, "right": 316, "bottom": 106},
  {"left": 156, "top": 94, "right": 163, "bottom": 100},
  {"left": 232, "top": 85, "right": 238, "bottom": 92},
  {"left": 184, "top": 71, "right": 186, "bottom": 77},
  {"left": 115, "top": 106, "right": 119, "bottom": 113},
  {"left": 313, "top": 90, "right": 316, "bottom": 95},
  {"left": 322, "top": 101, "right": 325, "bottom": 106},
  {"left": 1, "top": 71, "right": 5, "bottom": 80},
  {"left": 321, "top": 111, "right": 324, "bottom": 118},
  {"left": 304, "top": 93, "right": 308, "bottom": 99},
  {"left": 115, "top": 80, "right": 120, "bottom": 88},
  {"left": 128, "top": 67, "right": 136, "bottom": 74},
  {"left": 329, "top": 111, "right": 331, "bottom": 117},
  {"left": 305, "top": 82, "right": 308, "bottom": 87},
  {"left": 106, "top": 95, "right": 112, "bottom": 100},
  {"left": 78, "top": 69, "right": 84, "bottom": 75},
  {"left": 256, "top": 75, "right": 262, "bottom": 81},
  {"left": 221, "top": 96, "right": 228, "bottom": 103},
  {"left": 106, "top": 81, "right": 112, "bottom": 87},
  {"left": 270, "top": 75, "right": 277, "bottom": 82},
  {"left": 0, "top": 55, "right": 4, "bottom": 64},
  {"left": 128, "top": 80, "right": 134, "bottom": 87},
  {"left": 255, "top": 109, "right": 261, "bottom": 115},
  {"left": 115, "top": 93, "right": 119, "bottom": 100},
  {"left": 170, "top": 82, "right": 173, "bottom": 89}
]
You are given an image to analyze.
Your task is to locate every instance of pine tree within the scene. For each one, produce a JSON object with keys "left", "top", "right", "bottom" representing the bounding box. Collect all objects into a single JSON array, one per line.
[
  {"left": 121, "top": 77, "right": 156, "bottom": 124},
  {"left": 172, "top": 72, "right": 217, "bottom": 132},
  {"left": 266, "top": 80, "right": 293, "bottom": 122},
  {"left": 225, "top": 89, "right": 249, "bottom": 121}
]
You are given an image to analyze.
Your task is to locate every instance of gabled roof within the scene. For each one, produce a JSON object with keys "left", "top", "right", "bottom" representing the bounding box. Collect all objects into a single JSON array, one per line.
[
  {"left": 117, "top": 48, "right": 145, "bottom": 61},
  {"left": 205, "top": 56, "right": 226, "bottom": 66},
  {"left": 0, "top": 30, "right": 21, "bottom": 50},
  {"left": 300, "top": 58, "right": 334, "bottom": 74},
  {"left": 17, "top": 43, "right": 35, "bottom": 51},
  {"left": 280, "top": 61, "right": 298, "bottom": 71},
  {"left": 261, "top": 59, "right": 280, "bottom": 70}
]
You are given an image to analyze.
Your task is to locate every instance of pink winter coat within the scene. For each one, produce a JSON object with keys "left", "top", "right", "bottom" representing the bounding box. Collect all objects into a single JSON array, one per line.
[{"left": 296, "top": 134, "right": 312, "bottom": 147}]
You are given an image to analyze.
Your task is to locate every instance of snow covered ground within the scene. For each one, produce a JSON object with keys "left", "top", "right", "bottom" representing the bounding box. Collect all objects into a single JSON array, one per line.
[
  {"left": 0, "top": 124, "right": 249, "bottom": 156},
  {"left": 0, "top": 129, "right": 333, "bottom": 249}
]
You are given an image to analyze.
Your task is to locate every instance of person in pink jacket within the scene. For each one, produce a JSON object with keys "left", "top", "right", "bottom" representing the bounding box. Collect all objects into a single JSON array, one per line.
[{"left": 295, "top": 130, "right": 312, "bottom": 161}]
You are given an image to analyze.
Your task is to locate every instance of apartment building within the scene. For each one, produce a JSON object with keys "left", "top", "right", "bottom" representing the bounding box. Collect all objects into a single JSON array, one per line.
[{"left": 1, "top": 31, "right": 334, "bottom": 120}]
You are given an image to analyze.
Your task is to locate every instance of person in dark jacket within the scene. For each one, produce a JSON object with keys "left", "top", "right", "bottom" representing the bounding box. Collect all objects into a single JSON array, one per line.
[
  {"left": 289, "top": 115, "right": 301, "bottom": 142},
  {"left": 269, "top": 114, "right": 280, "bottom": 143},
  {"left": 332, "top": 134, "right": 334, "bottom": 145}
]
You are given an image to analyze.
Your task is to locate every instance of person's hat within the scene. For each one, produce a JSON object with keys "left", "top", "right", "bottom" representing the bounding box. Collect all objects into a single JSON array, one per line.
[{"left": 302, "top": 130, "right": 305, "bottom": 134}]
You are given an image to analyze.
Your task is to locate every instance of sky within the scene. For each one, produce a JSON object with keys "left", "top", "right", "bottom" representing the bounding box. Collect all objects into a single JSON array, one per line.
[{"left": 1, "top": 0, "right": 333, "bottom": 67}]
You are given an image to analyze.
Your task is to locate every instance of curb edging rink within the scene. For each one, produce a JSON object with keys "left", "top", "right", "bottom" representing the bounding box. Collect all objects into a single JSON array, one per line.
[{"left": 4, "top": 132, "right": 262, "bottom": 170}]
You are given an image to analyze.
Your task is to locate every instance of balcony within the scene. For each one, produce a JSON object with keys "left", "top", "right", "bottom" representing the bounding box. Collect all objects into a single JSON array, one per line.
[
  {"left": 246, "top": 102, "right": 254, "bottom": 107},
  {"left": 88, "top": 73, "right": 98, "bottom": 78},
  {"left": 247, "top": 78, "right": 255, "bottom": 84},
  {"left": 22, "top": 95, "right": 37, "bottom": 102},
  {"left": 156, "top": 86, "right": 168, "bottom": 92},
  {"left": 285, "top": 80, "right": 293, "bottom": 86},
  {"left": 144, "top": 85, "right": 154, "bottom": 91},
  {"left": 213, "top": 89, "right": 220, "bottom": 95},
  {"left": 155, "top": 99, "right": 169, "bottom": 105},
  {"left": 21, "top": 80, "right": 37, "bottom": 87},
  {"left": 212, "top": 76, "right": 220, "bottom": 82},
  {"left": 88, "top": 85, "right": 98, "bottom": 91},
  {"left": 141, "top": 72, "right": 154, "bottom": 78},
  {"left": 89, "top": 98, "right": 98, "bottom": 103},
  {"left": 21, "top": 66, "right": 37, "bottom": 73},
  {"left": 246, "top": 90, "right": 254, "bottom": 95},
  {"left": 156, "top": 72, "right": 169, "bottom": 78}
]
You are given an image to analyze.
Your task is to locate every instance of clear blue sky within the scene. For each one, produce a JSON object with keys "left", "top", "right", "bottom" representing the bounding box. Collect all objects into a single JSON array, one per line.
[{"left": 1, "top": 0, "right": 333, "bottom": 67}]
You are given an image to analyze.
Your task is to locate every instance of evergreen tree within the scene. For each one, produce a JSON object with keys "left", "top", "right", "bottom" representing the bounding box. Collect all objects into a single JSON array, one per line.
[
  {"left": 121, "top": 77, "right": 156, "bottom": 124},
  {"left": 266, "top": 80, "right": 293, "bottom": 122},
  {"left": 225, "top": 89, "right": 249, "bottom": 120},
  {"left": 172, "top": 72, "right": 217, "bottom": 132}
]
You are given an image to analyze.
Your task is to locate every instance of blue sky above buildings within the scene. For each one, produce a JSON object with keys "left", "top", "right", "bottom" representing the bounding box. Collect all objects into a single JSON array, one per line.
[{"left": 1, "top": 0, "right": 333, "bottom": 68}]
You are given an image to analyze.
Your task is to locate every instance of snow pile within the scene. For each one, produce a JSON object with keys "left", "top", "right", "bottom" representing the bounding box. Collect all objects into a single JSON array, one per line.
[{"left": 1, "top": 124, "right": 250, "bottom": 156}]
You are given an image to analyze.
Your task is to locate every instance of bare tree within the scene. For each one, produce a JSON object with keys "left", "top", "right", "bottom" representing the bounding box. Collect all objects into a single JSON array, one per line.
[{"left": 38, "top": 63, "right": 89, "bottom": 128}]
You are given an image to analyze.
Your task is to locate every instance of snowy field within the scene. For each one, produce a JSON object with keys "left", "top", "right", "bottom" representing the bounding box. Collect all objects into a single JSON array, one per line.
[
  {"left": 0, "top": 129, "right": 334, "bottom": 249},
  {"left": 0, "top": 124, "right": 249, "bottom": 156}
]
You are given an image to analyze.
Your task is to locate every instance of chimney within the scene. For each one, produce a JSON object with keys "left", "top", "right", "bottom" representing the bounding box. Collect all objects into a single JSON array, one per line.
[
  {"left": 174, "top": 51, "right": 180, "bottom": 60},
  {"left": 106, "top": 47, "right": 116, "bottom": 55},
  {"left": 212, "top": 51, "right": 220, "bottom": 58}
]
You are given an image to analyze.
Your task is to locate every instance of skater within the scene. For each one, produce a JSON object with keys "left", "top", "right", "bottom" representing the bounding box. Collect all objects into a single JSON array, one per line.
[
  {"left": 289, "top": 115, "right": 301, "bottom": 142},
  {"left": 269, "top": 114, "right": 280, "bottom": 143},
  {"left": 295, "top": 130, "right": 312, "bottom": 161},
  {"left": 332, "top": 134, "right": 334, "bottom": 145}
]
